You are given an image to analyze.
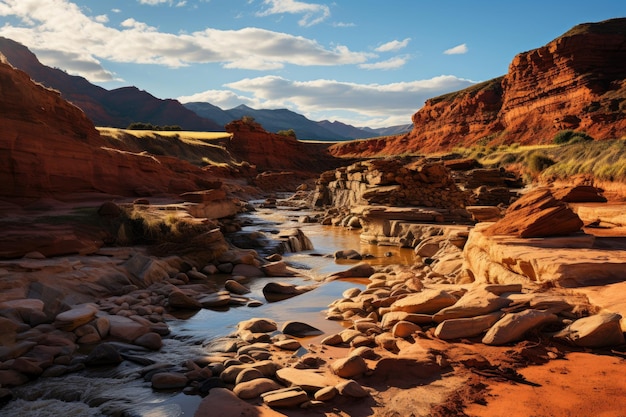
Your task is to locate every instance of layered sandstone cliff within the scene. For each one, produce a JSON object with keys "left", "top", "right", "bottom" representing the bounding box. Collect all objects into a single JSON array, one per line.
[
  {"left": 330, "top": 18, "right": 626, "bottom": 156},
  {"left": 0, "top": 54, "right": 216, "bottom": 201}
]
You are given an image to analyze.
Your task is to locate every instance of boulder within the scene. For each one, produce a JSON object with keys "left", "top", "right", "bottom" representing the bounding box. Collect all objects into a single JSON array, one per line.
[
  {"left": 53, "top": 304, "right": 98, "bottom": 331},
  {"left": 482, "top": 309, "right": 558, "bottom": 345},
  {"left": 238, "top": 318, "right": 277, "bottom": 333},
  {"left": 151, "top": 372, "right": 188, "bottom": 390},
  {"left": 224, "top": 280, "right": 250, "bottom": 295},
  {"left": 85, "top": 343, "right": 123, "bottom": 366},
  {"left": 233, "top": 377, "right": 283, "bottom": 399},
  {"left": 330, "top": 355, "right": 367, "bottom": 378},
  {"left": 483, "top": 188, "right": 583, "bottom": 238},
  {"left": 168, "top": 291, "right": 201, "bottom": 310},
  {"left": 391, "top": 289, "right": 457, "bottom": 314},
  {"left": 433, "top": 289, "right": 511, "bottom": 322},
  {"left": 325, "top": 263, "right": 375, "bottom": 281},
  {"left": 281, "top": 321, "right": 323, "bottom": 337},
  {"left": 335, "top": 379, "right": 369, "bottom": 398},
  {"left": 434, "top": 312, "right": 503, "bottom": 340},
  {"left": 552, "top": 313, "right": 625, "bottom": 347},
  {"left": 194, "top": 388, "right": 285, "bottom": 417}
]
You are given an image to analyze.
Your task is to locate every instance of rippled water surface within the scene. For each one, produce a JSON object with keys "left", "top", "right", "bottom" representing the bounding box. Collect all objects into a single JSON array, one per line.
[{"left": 3, "top": 206, "right": 414, "bottom": 416}]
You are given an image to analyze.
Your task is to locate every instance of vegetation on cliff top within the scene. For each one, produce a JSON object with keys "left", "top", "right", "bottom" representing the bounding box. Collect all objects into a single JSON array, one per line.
[{"left": 456, "top": 137, "right": 626, "bottom": 182}]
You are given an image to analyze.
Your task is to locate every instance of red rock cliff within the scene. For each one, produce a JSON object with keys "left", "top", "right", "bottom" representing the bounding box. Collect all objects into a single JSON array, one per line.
[
  {"left": 0, "top": 55, "right": 214, "bottom": 201},
  {"left": 330, "top": 18, "right": 626, "bottom": 156}
]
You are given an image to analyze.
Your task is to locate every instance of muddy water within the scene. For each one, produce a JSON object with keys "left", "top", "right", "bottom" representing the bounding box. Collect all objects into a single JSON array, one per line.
[{"left": 3, "top": 206, "right": 414, "bottom": 417}]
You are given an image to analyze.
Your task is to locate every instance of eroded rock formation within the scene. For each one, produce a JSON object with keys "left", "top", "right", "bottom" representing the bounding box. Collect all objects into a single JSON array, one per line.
[
  {"left": 0, "top": 54, "right": 217, "bottom": 200},
  {"left": 329, "top": 18, "right": 626, "bottom": 157}
]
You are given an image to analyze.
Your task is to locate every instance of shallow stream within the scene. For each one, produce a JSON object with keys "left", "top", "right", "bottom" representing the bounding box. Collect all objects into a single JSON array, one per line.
[{"left": 3, "top": 205, "right": 414, "bottom": 417}]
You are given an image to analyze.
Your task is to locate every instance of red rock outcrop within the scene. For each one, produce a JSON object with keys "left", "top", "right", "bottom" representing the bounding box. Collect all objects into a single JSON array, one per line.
[
  {"left": 330, "top": 18, "right": 626, "bottom": 157},
  {"left": 224, "top": 119, "right": 341, "bottom": 175},
  {"left": 483, "top": 188, "right": 584, "bottom": 238},
  {"left": 0, "top": 54, "right": 215, "bottom": 201}
]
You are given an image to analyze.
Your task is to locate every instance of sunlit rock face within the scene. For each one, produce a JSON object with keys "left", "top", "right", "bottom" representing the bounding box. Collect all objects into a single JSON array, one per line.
[
  {"left": 329, "top": 18, "right": 626, "bottom": 157},
  {"left": 0, "top": 54, "right": 217, "bottom": 200}
]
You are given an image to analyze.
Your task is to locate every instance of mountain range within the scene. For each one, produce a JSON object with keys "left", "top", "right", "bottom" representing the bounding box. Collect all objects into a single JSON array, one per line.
[{"left": 0, "top": 37, "right": 409, "bottom": 141}]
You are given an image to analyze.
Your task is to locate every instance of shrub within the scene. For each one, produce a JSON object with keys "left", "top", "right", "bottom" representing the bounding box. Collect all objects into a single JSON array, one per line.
[
  {"left": 527, "top": 152, "right": 555, "bottom": 173},
  {"left": 553, "top": 130, "right": 594, "bottom": 145},
  {"left": 277, "top": 129, "right": 297, "bottom": 138}
]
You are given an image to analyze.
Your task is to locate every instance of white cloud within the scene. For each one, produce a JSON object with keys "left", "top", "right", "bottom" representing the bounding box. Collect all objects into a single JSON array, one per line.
[
  {"left": 138, "top": 0, "right": 171, "bottom": 5},
  {"left": 192, "top": 74, "right": 476, "bottom": 127},
  {"left": 359, "top": 56, "right": 408, "bottom": 70},
  {"left": 178, "top": 89, "right": 260, "bottom": 109},
  {"left": 375, "top": 38, "right": 410, "bottom": 53},
  {"left": 444, "top": 43, "right": 468, "bottom": 55},
  {"left": 257, "top": 0, "right": 330, "bottom": 27},
  {"left": 0, "top": 0, "right": 371, "bottom": 76}
]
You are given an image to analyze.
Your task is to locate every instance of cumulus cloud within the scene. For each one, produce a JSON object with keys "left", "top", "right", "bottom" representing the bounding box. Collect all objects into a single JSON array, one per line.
[
  {"left": 178, "top": 89, "right": 260, "bottom": 109},
  {"left": 444, "top": 43, "right": 468, "bottom": 55},
  {"left": 0, "top": 0, "right": 371, "bottom": 75},
  {"left": 187, "top": 74, "right": 475, "bottom": 127},
  {"left": 375, "top": 38, "right": 411, "bottom": 53},
  {"left": 359, "top": 56, "right": 408, "bottom": 70},
  {"left": 257, "top": 0, "right": 330, "bottom": 27}
]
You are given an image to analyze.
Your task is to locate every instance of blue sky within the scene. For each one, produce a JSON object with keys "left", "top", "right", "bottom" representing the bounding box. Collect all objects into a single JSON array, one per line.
[{"left": 0, "top": 0, "right": 625, "bottom": 128}]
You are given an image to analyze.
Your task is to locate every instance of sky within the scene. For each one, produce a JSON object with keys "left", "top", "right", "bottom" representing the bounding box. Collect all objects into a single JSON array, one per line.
[{"left": 0, "top": 1, "right": 625, "bottom": 128}]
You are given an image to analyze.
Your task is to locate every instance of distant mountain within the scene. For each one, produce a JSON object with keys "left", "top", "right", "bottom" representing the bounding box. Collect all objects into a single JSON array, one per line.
[
  {"left": 185, "top": 102, "right": 382, "bottom": 141},
  {"left": 0, "top": 37, "right": 222, "bottom": 131},
  {"left": 361, "top": 124, "right": 413, "bottom": 137}
]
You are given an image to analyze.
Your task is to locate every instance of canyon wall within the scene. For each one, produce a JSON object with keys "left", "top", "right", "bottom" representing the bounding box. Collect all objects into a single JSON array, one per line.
[
  {"left": 330, "top": 18, "right": 626, "bottom": 157},
  {"left": 0, "top": 55, "right": 216, "bottom": 201}
]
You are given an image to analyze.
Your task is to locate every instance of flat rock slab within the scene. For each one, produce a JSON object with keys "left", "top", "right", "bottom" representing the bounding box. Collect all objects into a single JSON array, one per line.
[
  {"left": 391, "top": 289, "right": 457, "bottom": 314},
  {"left": 553, "top": 312, "right": 625, "bottom": 347},
  {"left": 463, "top": 224, "right": 626, "bottom": 286},
  {"left": 482, "top": 309, "right": 558, "bottom": 345},
  {"left": 276, "top": 368, "right": 335, "bottom": 392}
]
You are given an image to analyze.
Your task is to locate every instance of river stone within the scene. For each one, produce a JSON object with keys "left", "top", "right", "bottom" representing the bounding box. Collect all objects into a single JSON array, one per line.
[
  {"left": 392, "top": 321, "right": 421, "bottom": 338},
  {"left": 235, "top": 368, "right": 264, "bottom": 385},
  {"left": 380, "top": 311, "right": 433, "bottom": 330},
  {"left": 134, "top": 332, "right": 163, "bottom": 350},
  {"left": 220, "top": 360, "right": 278, "bottom": 384},
  {"left": 168, "top": 291, "right": 201, "bottom": 310},
  {"left": 281, "top": 321, "right": 322, "bottom": 337},
  {"left": 349, "top": 346, "right": 380, "bottom": 360},
  {"left": 261, "top": 261, "right": 293, "bottom": 277},
  {"left": 195, "top": 388, "right": 285, "bottom": 417},
  {"left": 234, "top": 377, "right": 283, "bottom": 399},
  {"left": 276, "top": 368, "right": 330, "bottom": 392},
  {"left": 151, "top": 372, "right": 188, "bottom": 389},
  {"left": 11, "top": 357, "right": 44, "bottom": 375},
  {"left": 54, "top": 304, "right": 98, "bottom": 331},
  {"left": 107, "top": 315, "right": 150, "bottom": 342},
  {"left": 238, "top": 318, "right": 277, "bottom": 333},
  {"left": 231, "top": 264, "right": 264, "bottom": 278},
  {"left": 0, "top": 369, "right": 29, "bottom": 387},
  {"left": 0, "top": 317, "right": 20, "bottom": 345},
  {"left": 224, "top": 279, "right": 250, "bottom": 295},
  {"left": 335, "top": 379, "right": 369, "bottom": 398},
  {"left": 0, "top": 341, "right": 37, "bottom": 361},
  {"left": 334, "top": 249, "right": 362, "bottom": 260},
  {"left": 262, "top": 387, "right": 309, "bottom": 408},
  {"left": 199, "top": 293, "right": 231, "bottom": 308},
  {"left": 433, "top": 289, "right": 511, "bottom": 323},
  {"left": 325, "top": 263, "right": 375, "bottom": 280},
  {"left": 482, "top": 310, "right": 559, "bottom": 345},
  {"left": 391, "top": 289, "right": 457, "bottom": 314},
  {"left": 274, "top": 339, "right": 302, "bottom": 351},
  {"left": 321, "top": 333, "right": 343, "bottom": 346},
  {"left": 85, "top": 343, "right": 123, "bottom": 366},
  {"left": 330, "top": 355, "right": 367, "bottom": 378},
  {"left": 314, "top": 386, "right": 337, "bottom": 401},
  {"left": 552, "top": 312, "right": 625, "bottom": 347},
  {"left": 434, "top": 312, "right": 503, "bottom": 340}
]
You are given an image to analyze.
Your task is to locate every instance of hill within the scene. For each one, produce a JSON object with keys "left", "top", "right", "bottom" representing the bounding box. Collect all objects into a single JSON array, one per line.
[
  {"left": 330, "top": 18, "right": 626, "bottom": 157},
  {"left": 0, "top": 37, "right": 222, "bottom": 131},
  {"left": 184, "top": 102, "right": 377, "bottom": 140}
]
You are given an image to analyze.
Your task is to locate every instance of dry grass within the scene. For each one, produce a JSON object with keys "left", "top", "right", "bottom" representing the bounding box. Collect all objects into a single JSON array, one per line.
[{"left": 97, "top": 127, "right": 238, "bottom": 166}]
